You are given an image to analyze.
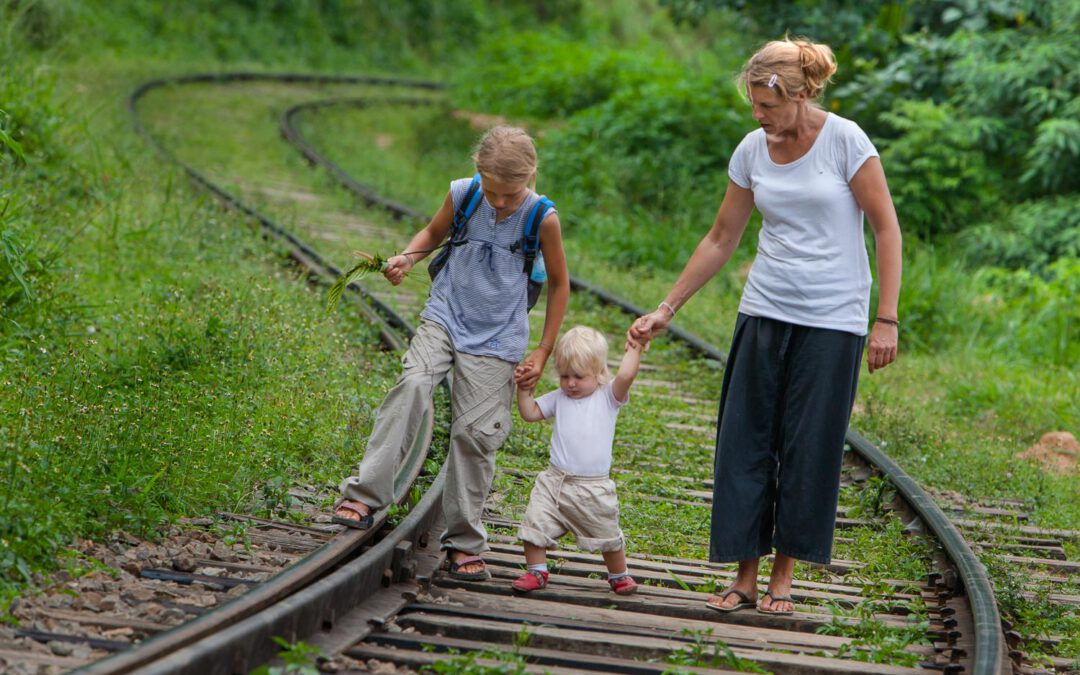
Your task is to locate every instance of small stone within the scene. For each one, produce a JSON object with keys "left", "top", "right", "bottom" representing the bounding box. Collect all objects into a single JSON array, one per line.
[
  {"left": 48, "top": 641, "right": 75, "bottom": 657},
  {"left": 99, "top": 594, "right": 120, "bottom": 612},
  {"left": 73, "top": 591, "right": 103, "bottom": 611},
  {"left": 45, "top": 595, "right": 72, "bottom": 609},
  {"left": 172, "top": 555, "right": 198, "bottom": 573},
  {"left": 211, "top": 541, "right": 236, "bottom": 562},
  {"left": 163, "top": 607, "right": 189, "bottom": 622},
  {"left": 123, "top": 587, "right": 155, "bottom": 604}
]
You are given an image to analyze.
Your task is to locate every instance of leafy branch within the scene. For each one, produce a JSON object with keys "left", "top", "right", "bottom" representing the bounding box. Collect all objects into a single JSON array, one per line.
[{"left": 325, "top": 250, "right": 390, "bottom": 313}]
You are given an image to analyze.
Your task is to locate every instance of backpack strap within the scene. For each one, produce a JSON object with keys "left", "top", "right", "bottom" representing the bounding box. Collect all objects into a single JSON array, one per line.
[
  {"left": 449, "top": 173, "right": 483, "bottom": 246},
  {"left": 519, "top": 196, "right": 554, "bottom": 277}
]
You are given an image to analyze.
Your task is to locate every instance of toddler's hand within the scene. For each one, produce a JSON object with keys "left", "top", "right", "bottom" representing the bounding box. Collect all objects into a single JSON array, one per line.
[
  {"left": 514, "top": 358, "right": 543, "bottom": 389},
  {"left": 624, "top": 334, "right": 647, "bottom": 353},
  {"left": 629, "top": 313, "right": 661, "bottom": 343}
]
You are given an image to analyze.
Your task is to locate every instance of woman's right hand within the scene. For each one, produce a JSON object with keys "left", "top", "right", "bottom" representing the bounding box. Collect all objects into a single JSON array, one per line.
[
  {"left": 383, "top": 254, "right": 414, "bottom": 286},
  {"left": 629, "top": 310, "right": 671, "bottom": 344}
]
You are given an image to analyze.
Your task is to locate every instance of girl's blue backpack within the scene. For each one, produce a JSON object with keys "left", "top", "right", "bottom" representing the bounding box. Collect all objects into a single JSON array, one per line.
[{"left": 427, "top": 174, "right": 553, "bottom": 310}]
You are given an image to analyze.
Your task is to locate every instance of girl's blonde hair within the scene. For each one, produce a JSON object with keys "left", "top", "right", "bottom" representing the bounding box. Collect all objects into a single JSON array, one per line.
[
  {"left": 553, "top": 326, "right": 610, "bottom": 385},
  {"left": 737, "top": 37, "right": 836, "bottom": 103},
  {"left": 472, "top": 125, "right": 538, "bottom": 187}
]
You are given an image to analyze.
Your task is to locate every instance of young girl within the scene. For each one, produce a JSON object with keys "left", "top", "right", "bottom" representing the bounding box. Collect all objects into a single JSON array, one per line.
[
  {"left": 512, "top": 326, "right": 643, "bottom": 595},
  {"left": 333, "top": 126, "right": 569, "bottom": 582}
]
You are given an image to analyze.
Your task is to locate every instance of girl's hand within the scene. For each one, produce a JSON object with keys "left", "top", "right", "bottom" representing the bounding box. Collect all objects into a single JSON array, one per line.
[
  {"left": 629, "top": 310, "right": 670, "bottom": 344},
  {"left": 383, "top": 254, "right": 414, "bottom": 286},
  {"left": 514, "top": 351, "right": 546, "bottom": 389},
  {"left": 867, "top": 321, "right": 898, "bottom": 373}
]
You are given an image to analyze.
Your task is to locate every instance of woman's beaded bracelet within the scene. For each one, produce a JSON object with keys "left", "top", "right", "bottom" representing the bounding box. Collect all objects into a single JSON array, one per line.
[{"left": 875, "top": 316, "right": 900, "bottom": 327}]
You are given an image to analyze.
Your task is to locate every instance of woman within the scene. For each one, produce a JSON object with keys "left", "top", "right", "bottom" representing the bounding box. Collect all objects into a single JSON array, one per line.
[{"left": 630, "top": 38, "right": 901, "bottom": 615}]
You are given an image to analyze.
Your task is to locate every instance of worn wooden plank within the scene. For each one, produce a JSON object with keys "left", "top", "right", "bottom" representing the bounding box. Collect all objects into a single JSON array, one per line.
[
  {"left": 36, "top": 608, "right": 170, "bottom": 633},
  {"left": 217, "top": 511, "right": 336, "bottom": 537},
  {"left": 396, "top": 611, "right": 927, "bottom": 675},
  {"left": 479, "top": 548, "right": 907, "bottom": 610},
  {"left": 435, "top": 572, "right": 920, "bottom": 632},
  {"left": 420, "top": 591, "right": 936, "bottom": 657},
  {"left": 952, "top": 518, "right": 1080, "bottom": 541},
  {"left": 0, "top": 648, "right": 92, "bottom": 669},
  {"left": 352, "top": 634, "right": 737, "bottom": 674}
]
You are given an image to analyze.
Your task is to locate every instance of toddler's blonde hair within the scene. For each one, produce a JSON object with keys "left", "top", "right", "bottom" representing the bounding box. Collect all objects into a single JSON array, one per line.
[
  {"left": 472, "top": 125, "right": 538, "bottom": 187},
  {"left": 553, "top": 326, "right": 610, "bottom": 385}
]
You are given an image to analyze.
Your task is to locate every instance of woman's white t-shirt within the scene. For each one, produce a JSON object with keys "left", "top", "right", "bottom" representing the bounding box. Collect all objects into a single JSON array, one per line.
[
  {"left": 728, "top": 113, "right": 878, "bottom": 335},
  {"left": 535, "top": 382, "right": 626, "bottom": 476}
]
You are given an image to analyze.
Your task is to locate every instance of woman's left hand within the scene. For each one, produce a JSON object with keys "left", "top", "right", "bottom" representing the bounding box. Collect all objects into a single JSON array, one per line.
[
  {"left": 514, "top": 350, "right": 547, "bottom": 389},
  {"left": 867, "top": 321, "right": 898, "bottom": 373}
]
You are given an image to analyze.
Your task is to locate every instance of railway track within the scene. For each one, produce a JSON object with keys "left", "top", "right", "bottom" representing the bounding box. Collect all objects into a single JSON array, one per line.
[{"left": 6, "top": 72, "right": 1076, "bottom": 675}]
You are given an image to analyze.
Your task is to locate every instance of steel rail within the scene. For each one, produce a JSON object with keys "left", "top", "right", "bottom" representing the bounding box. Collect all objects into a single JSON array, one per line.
[{"left": 281, "top": 91, "right": 1007, "bottom": 675}]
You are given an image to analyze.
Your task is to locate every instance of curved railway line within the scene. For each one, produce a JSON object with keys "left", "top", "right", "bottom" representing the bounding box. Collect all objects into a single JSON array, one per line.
[{"left": 7, "top": 72, "right": 1078, "bottom": 675}]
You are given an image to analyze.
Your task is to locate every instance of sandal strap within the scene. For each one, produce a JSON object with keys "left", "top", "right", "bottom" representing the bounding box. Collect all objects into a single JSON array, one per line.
[
  {"left": 722, "top": 588, "right": 752, "bottom": 603},
  {"left": 335, "top": 501, "right": 370, "bottom": 517}
]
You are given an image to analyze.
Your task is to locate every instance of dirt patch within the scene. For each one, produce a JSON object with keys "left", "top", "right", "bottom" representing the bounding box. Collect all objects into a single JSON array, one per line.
[{"left": 1014, "top": 431, "right": 1079, "bottom": 474}]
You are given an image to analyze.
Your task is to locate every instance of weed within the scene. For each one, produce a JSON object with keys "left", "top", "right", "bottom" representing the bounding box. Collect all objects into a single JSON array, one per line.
[
  {"left": 665, "top": 627, "right": 770, "bottom": 673},
  {"left": 250, "top": 636, "right": 322, "bottom": 675},
  {"left": 420, "top": 625, "right": 534, "bottom": 674}
]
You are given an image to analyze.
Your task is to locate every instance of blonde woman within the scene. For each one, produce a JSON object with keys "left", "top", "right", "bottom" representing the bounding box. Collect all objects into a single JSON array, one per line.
[
  {"left": 334, "top": 126, "right": 570, "bottom": 582},
  {"left": 631, "top": 38, "right": 902, "bottom": 615}
]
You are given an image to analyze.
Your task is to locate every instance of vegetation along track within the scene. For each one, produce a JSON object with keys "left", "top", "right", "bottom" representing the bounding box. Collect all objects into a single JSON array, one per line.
[{"left": 18, "top": 72, "right": 1076, "bottom": 675}]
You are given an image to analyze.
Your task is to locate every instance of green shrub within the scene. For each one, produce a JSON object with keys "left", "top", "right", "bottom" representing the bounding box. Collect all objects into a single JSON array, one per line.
[
  {"left": 973, "top": 259, "right": 1080, "bottom": 367},
  {"left": 452, "top": 31, "right": 681, "bottom": 119},
  {"left": 946, "top": 3, "right": 1080, "bottom": 197},
  {"left": 878, "top": 100, "right": 1001, "bottom": 239},
  {"left": 543, "top": 76, "right": 747, "bottom": 214},
  {"left": 960, "top": 195, "right": 1080, "bottom": 271}
]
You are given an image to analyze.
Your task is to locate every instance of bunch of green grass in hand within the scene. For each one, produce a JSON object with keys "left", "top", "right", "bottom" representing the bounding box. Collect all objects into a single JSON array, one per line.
[{"left": 326, "top": 250, "right": 390, "bottom": 312}]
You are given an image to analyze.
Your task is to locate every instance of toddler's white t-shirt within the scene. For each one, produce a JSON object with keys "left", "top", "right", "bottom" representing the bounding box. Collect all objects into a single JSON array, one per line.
[
  {"left": 535, "top": 382, "right": 626, "bottom": 476},
  {"left": 728, "top": 113, "right": 878, "bottom": 335}
]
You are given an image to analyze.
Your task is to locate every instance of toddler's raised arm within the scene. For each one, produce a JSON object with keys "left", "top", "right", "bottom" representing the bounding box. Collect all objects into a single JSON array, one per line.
[
  {"left": 611, "top": 335, "right": 645, "bottom": 403},
  {"left": 516, "top": 383, "right": 545, "bottom": 423}
]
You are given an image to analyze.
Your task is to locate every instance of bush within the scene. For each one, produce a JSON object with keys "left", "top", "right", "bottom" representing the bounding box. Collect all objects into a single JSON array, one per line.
[
  {"left": 543, "top": 76, "right": 747, "bottom": 214},
  {"left": 960, "top": 195, "right": 1080, "bottom": 272},
  {"left": 452, "top": 31, "right": 681, "bottom": 119},
  {"left": 878, "top": 100, "right": 1001, "bottom": 239}
]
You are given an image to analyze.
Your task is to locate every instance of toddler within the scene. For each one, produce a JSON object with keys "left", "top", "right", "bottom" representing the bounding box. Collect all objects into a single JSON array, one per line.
[{"left": 512, "top": 325, "right": 643, "bottom": 595}]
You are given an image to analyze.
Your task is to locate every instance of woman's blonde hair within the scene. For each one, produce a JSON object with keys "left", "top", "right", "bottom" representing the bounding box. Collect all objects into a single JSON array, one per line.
[
  {"left": 737, "top": 37, "right": 837, "bottom": 103},
  {"left": 553, "top": 326, "right": 610, "bottom": 385},
  {"left": 472, "top": 125, "right": 538, "bottom": 186}
]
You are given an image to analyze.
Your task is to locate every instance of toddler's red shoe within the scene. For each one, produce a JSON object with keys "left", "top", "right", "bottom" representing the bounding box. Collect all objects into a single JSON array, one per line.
[
  {"left": 609, "top": 575, "right": 638, "bottom": 595},
  {"left": 512, "top": 569, "right": 549, "bottom": 592}
]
